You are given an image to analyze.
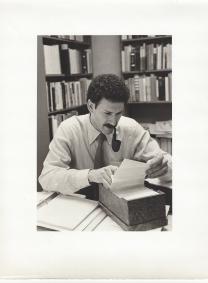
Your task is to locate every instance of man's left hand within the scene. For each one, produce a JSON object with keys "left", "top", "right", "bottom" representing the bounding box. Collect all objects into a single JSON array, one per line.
[{"left": 146, "top": 154, "right": 168, "bottom": 178}]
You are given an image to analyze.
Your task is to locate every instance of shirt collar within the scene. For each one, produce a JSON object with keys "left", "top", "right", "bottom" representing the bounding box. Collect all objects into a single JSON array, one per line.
[
  {"left": 87, "top": 114, "right": 122, "bottom": 145},
  {"left": 87, "top": 114, "right": 100, "bottom": 145}
]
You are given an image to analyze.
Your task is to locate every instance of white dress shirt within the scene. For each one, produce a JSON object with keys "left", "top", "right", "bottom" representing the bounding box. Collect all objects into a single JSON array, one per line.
[{"left": 39, "top": 114, "right": 172, "bottom": 195}]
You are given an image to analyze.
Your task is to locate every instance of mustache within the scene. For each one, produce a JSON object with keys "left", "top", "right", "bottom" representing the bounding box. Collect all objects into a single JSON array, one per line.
[{"left": 104, "top": 124, "right": 116, "bottom": 129}]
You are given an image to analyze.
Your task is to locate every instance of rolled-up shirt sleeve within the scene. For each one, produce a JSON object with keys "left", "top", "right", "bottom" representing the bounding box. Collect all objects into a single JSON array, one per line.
[
  {"left": 132, "top": 123, "right": 172, "bottom": 181},
  {"left": 38, "top": 124, "right": 90, "bottom": 195}
]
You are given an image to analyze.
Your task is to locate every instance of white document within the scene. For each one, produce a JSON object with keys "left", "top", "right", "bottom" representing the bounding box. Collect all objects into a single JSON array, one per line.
[
  {"left": 94, "top": 216, "right": 123, "bottom": 231},
  {"left": 37, "top": 191, "right": 56, "bottom": 205},
  {"left": 74, "top": 207, "right": 104, "bottom": 231},
  {"left": 37, "top": 194, "right": 98, "bottom": 231},
  {"left": 110, "top": 159, "right": 158, "bottom": 200}
]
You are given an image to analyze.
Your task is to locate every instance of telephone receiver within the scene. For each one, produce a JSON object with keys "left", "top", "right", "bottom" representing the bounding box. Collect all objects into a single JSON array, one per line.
[{"left": 112, "top": 127, "right": 121, "bottom": 152}]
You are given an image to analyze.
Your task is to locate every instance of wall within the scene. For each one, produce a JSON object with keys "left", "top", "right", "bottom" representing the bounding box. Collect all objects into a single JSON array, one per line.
[{"left": 91, "top": 36, "right": 122, "bottom": 77}]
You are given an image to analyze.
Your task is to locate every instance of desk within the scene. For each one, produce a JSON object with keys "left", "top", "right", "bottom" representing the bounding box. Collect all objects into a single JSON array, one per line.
[{"left": 37, "top": 181, "right": 172, "bottom": 232}]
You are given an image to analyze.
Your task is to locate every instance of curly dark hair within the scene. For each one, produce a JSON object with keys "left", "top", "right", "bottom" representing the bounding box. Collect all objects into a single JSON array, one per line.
[{"left": 87, "top": 74, "right": 130, "bottom": 107}]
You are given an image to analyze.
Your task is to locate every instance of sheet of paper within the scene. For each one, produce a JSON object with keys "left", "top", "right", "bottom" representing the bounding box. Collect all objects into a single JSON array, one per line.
[
  {"left": 111, "top": 159, "right": 147, "bottom": 187},
  {"left": 74, "top": 207, "right": 104, "bottom": 231},
  {"left": 110, "top": 159, "right": 158, "bottom": 200},
  {"left": 94, "top": 216, "right": 123, "bottom": 231},
  {"left": 37, "top": 191, "right": 57, "bottom": 205},
  {"left": 84, "top": 210, "right": 107, "bottom": 231},
  {"left": 113, "top": 186, "right": 159, "bottom": 201},
  {"left": 37, "top": 194, "right": 98, "bottom": 231}
]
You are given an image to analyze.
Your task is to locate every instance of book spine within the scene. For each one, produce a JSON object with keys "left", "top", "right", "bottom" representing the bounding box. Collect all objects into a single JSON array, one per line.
[
  {"left": 60, "top": 44, "right": 70, "bottom": 74},
  {"left": 61, "top": 82, "right": 66, "bottom": 109},
  {"left": 86, "top": 49, "right": 92, "bottom": 73},
  {"left": 130, "top": 47, "right": 136, "bottom": 71},
  {"left": 51, "top": 82, "right": 56, "bottom": 111},
  {"left": 80, "top": 50, "right": 88, "bottom": 74},
  {"left": 165, "top": 76, "right": 169, "bottom": 101},
  {"left": 135, "top": 46, "right": 140, "bottom": 71},
  {"left": 43, "top": 45, "right": 61, "bottom": 75},
  {"left": 134, "top": 75, "right": 140, "bottom": 102},
  {"left": 158, "top": 76, "right": 165, "bottom": 100},
  {"left": 150, "top": 75, "right": 157, "bottom": 101},
  {"left": 168, "top": 73, "right": 172, "bottom": 101},
  {"left": 46, "top": 82, "right": 52, "bottom": 112}
]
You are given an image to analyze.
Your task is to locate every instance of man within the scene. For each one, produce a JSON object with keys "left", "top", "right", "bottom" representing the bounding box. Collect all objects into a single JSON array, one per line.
[{"left": 39, "top": 74, "right": 172, "bottom": 199}]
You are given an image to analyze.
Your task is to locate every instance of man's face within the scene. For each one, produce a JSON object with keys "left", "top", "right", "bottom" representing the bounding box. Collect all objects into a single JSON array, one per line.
[{"left": 89, "top": 98, "right": 125, "bottom": 135}]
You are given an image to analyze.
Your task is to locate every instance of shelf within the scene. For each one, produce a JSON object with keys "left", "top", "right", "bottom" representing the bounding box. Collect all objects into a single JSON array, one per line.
[
  {"left": 45, "top": 73, "right": 93, "bottom": 82},
  {"left": 128, "top": 101, "right": 171, "bottom": 105},
  {"left": 123, "top": 69, "right": 172, "bottom": 78},
  {"left": 48, "top": 104, "right": 87, "bottom": 116},
  {"left": 42, "top": 36, "right": 91, "bottom": 49},
  {"left": 122, "top": 35, "right": 172, "bottom": 45}
]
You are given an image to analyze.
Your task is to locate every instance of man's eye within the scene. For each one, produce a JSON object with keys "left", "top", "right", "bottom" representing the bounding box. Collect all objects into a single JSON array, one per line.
[{"left": 105, "top": 112, "right": 111, "bottom": 115}]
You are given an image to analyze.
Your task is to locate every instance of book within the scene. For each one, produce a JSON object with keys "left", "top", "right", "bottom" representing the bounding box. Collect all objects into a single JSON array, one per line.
[
  {"left": 80, "top": 49, "right": 88, "bottom": 73},
  {"left": 130, "top": 47, "right": 136, "bottom": 71},
  {"left": 60, "top": 44, "right": 70, "bottom": 74},
  {"left": 43, "top": 45, "right": 61, "bottom": 74},
  {"left": 158, "top": 76, "right": 165, "bottom": 100},
  {"left": 68, "top": 48, "right": 81, "bottom": 74}
]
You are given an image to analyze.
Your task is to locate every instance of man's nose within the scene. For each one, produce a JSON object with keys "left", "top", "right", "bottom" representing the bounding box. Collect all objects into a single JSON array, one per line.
[{"left": 108, "top": 115, "right": 117, "bottom": 126}]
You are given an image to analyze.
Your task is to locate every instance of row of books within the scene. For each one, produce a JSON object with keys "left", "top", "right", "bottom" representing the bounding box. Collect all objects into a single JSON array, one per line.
[
  {"left": 121, "top": 43, "right": 172, "bottom": 72},
  {"left": 141, "top": 120, "right": 172, "bottom": 154},
  {"left": 46, "top": 78, "right": 91, "bottom": 112},
  {"left": 125, "top": 74, "right": 172, "bottom": 102},
  {"left": 43, "top": 45, "right": 92, "bottom": 75},
  {"left": 49, "top": 110, "right": 78, "bottom": 139},
  {"left": 121, "top": 35, "right": 170, "bottom": 40}
]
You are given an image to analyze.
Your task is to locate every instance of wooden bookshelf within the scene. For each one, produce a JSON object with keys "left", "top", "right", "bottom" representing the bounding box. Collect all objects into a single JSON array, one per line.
[
  {"left": 121, "top": 35, "right": 172, "bottom": 155},
  {"left": 37, "top": 35, "right": 92, "bottom": 191},
  {"left": 123, "top": 69, "right": 171, "bottom": 78},
  {"left": 128, "top": 101, "right": 171, "bottom": 105},
  {"left": 122, "top": 35, "right": 172, "bottom": 45},
  {"left": 48, "top": 104, "right": 87, "bottom": 116},
  {"left": 42, "top": 36, "right": 91, "bottom": 48},
  {"left": 43, "top": 35, "right": 92, "bottom": 136},
  {"left": 45, "top": 73, "right": 93, "bottom": 82},
  {"left": 121, "top": 34, "right": 172, "bottom": 115}
]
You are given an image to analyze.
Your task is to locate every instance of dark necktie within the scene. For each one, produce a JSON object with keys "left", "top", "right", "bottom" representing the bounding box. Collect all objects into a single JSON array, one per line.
[{"left": 94, "top": 133, "right": 106, "bottom": 169}]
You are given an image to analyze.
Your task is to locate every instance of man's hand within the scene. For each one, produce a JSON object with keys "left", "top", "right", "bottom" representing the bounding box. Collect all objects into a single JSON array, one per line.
[
  {"left": 146, "top": 154, "right": 168, "bottom": 178},
  {"left": 88, "top": 165, "right": 118, "bottom": 189}
]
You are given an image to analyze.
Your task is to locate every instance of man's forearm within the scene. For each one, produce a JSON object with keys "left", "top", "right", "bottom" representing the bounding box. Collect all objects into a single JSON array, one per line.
[{"left": 38, "top": 166, "right": 91, "bottom": 195}]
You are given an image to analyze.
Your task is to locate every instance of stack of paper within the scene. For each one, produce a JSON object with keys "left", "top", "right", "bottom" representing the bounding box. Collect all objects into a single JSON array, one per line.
[{"left": 37, "top": 194, "right": 98, "bottom": 231}]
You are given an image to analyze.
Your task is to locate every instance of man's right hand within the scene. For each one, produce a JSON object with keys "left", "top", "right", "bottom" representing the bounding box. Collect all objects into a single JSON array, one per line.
[{"left": 88, "top": 165, "right": 118, "bottom": 189}]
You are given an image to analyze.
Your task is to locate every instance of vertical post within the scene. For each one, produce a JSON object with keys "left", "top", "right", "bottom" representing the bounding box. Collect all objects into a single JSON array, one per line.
[{"left": 37, "top": 36, "right": 50, "bottom": 191}]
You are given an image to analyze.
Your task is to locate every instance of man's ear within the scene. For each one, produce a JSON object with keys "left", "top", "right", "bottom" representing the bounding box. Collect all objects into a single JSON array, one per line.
[{"left": 87, "top": 99, "right": 95, "bottom": 113}]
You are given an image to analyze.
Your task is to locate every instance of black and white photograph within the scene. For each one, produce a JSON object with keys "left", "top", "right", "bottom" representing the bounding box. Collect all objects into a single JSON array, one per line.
[
  {"left": 1, "top": 0, "right": 208, "bottom": 280},
  {"left": 37, "top": 35, "right": 172, "bottom": 231}
]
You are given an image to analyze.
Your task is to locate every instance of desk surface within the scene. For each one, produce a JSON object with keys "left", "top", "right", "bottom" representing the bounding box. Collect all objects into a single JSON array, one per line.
[{"left": 37, "top": 190, "right": 172, "bottom": 232}]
